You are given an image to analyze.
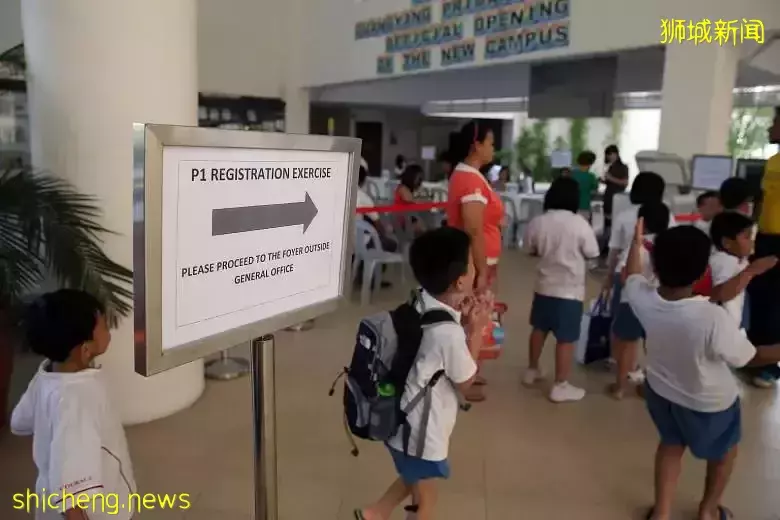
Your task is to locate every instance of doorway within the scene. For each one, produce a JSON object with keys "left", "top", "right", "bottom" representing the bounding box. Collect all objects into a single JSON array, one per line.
[{"left": 355, "top": 121, "right": 383, "bottom": 176}]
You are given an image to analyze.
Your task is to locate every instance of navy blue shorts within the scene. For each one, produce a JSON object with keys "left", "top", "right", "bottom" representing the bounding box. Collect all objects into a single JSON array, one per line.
[
  {"left": 645, "top": 383, "right": 741, "bottom": 461},
  {"left": 530, "top": 294, "right": 583, "bottom": 344},
  {"left": 387, "top": 445, "right": 450, "bottom": 485},
  {"left": 612, "top": 302, "right": 645, "bottom": 341}
]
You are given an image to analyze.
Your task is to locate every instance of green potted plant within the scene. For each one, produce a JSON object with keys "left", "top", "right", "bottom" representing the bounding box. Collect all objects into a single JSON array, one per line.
[{"left": 0, "top": 165, "right": 133, "bottom": 430}]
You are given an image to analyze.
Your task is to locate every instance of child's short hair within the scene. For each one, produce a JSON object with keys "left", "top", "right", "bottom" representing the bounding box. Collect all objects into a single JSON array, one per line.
[
  {"left": 629, "top": 171, "right": 666, "bottom": 205},
  {"left": 543, "top": 177, "right": 579, "bottom": 213},
  {"left": 651, "top": 227, "right": 711, "bottom": 289},
  {"left": 638, "top": 202, "right": 670, "bottom": 236},
  {"left": 696, "top": 190, "right": 719, "bottom": 207},
  {"left": 719, "top": 177, "right": 751, "bottom": 210},
  {"left": 25, "top": 289, "right": 104, "bottom": 363},
  {"left": 409, "top": 227, "right": 471, "bottom": 296},
  {"left": 710, "top": 211, "right": 754, "bottom": 252},
  {"left": 576, "top": 151, "right": 596, "bottom": 167}
]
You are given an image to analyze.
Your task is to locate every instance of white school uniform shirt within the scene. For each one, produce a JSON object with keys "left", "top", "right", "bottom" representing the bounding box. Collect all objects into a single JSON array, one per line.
[
  {"left": 356, "top": 186, "right": 379, "bottom": 222},
  {"left": 610, "top": 205, "right": 677, "bottom": 272},
  {"left": 709, "top": 250, "right": 749, "bottom": 327},
  {"left": 11, "top": 362, "right": 136, "bottom": 520},
  {"left": 623, "top": 275, "right": 755, "bottom": 413},
  {"left": 694, "top": 219, "right": 712, "bottom": 236},
  {"left": 523, "top": 210, "right": 600, "bottom": 301},
  {"left": 387, "top": 291, "right": 477, "bottom": 461}
]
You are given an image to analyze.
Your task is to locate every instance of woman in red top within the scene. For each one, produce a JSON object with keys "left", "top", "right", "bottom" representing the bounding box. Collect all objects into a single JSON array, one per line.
[
  {"left": 447, "top": 121, "right": 504, "bottom": 402},
  {"left": 447, "top": 121, "right": 503, "bottom": 290}
]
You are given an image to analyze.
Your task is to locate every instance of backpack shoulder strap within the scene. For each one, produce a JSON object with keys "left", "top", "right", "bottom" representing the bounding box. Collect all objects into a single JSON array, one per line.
[{"left": 420, "top": 309, "right": 456, "bottom": 326}]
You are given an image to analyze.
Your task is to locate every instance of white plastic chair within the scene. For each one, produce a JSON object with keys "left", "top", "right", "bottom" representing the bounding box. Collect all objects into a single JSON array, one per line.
[{"left": 353, "top": 219, "right": 405, "bottom": 305}]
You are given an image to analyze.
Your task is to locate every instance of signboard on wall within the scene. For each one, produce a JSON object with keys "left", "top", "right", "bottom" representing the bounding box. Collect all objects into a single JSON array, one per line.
[
  {"left": 355, "top": 0, "right": 571, "bottom": 77},
  {"left": 133, "top": 125, "right": 361, "bottom": 375}
]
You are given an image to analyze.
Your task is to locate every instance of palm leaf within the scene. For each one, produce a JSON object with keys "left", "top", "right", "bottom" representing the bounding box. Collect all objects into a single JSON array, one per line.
[
  {"left": 0, "top": 43, "right": 25, "bottom": 77},
  {"left": 0, "top": 166, "right": 133, "bottom": 326}
]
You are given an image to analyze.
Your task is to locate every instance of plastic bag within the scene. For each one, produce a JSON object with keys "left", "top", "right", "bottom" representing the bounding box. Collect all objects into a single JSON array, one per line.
[{"left": 576, "top": 297, "right": 612, "bottom": 365}]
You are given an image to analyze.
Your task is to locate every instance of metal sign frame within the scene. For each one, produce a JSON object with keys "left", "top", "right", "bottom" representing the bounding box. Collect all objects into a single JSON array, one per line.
[{"left": 132, "top": 124, "right": 361, "bottom": 376}]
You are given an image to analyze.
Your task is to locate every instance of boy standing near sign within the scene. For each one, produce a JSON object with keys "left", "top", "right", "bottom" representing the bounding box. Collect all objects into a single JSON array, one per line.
[
  {"left": 11, "top": 290, "right": 136, "bottom": 520},
  {"left": 355, "top": 228, "right": 491, "bottom": 520}
]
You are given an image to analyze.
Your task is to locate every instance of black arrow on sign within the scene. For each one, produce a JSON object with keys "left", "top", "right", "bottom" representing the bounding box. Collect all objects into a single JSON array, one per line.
[{"left": 211, "top": 192, "right": 319, "bottom": 236}]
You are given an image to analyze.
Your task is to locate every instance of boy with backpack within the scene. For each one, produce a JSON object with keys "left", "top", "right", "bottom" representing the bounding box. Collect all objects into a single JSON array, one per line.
[{"left": 354, "top": 227, "right": 491, "bottom": 520}]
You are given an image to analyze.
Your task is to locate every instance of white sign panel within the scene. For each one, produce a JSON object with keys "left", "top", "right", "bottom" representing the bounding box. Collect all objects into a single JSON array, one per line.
[
  {"left": 160, "top": 146, "right": 352, "bottom": 351},
  {"left": 550, "top": 150, "right": 572, "bottom": 168}
]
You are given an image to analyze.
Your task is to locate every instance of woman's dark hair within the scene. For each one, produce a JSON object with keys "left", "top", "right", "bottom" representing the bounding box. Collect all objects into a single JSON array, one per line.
[
  {"left": 449, "top": 120, "right": 493, "bottom": 165},
  {"left": 629, "top": 171, "right": 666, "bottom": 205},
  {"left": 358, "top": 166, "right": 368, "bottom": 187},
  {"left": 400, "top": 164, "right": 424, "bottom": 190},
  {"left": 543, "top": 177, "right": 580, "bottom": 213},
  {"left": 652, "top": 227, "right": 711, "bottom": 289},
  {"left": 638, "top": 202, "right": 670, "bottom": 236},
  {"left": 437, "top": 151, "right": 453, "bottom": 164},
  {"left": 25, "top": 289, "right": 104, "bottom": 363},
  {"left": 710, "top": 212, "right": 754, "bottom": 252},
  {"left": 395, "top": 154, "right": 406, "bottom": 169},
  {"left": 604, "top": 144, "right": 620, "bottom": 159}
]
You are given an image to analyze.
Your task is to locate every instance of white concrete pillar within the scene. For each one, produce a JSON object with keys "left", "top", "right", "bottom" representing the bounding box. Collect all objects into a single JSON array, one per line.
[
  {"left": 658, "top": 43, "right": 739, "bottom": 159},
  {"left": 284, "top": 87, "right": 311, "bottom": 134},
  {"left": 22, "top": 0, "right": 205, "bottom": 424},
  {"left": 282, "top": 0, "right": 309, "bottom": 135}
]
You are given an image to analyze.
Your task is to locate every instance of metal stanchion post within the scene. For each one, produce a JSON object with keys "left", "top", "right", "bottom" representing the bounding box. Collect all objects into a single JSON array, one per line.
[
  {"left": 204, "top": 348, "right": 250, "bottom": 380},
  {"left": 251, "top": 335, "right": 278, "bottom": 520}
]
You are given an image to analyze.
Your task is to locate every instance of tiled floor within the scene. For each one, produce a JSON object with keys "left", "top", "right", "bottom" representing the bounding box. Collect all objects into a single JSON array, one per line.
[{"left": 3, "top": 251, "right": 780, "bottom": 519}]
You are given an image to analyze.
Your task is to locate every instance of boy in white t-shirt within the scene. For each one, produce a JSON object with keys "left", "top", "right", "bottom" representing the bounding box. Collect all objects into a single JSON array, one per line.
[
  {"left": 523, "top": 177, "right": 600, "bottom": 403},
  {"left": 709, "top": 212, "right": 779, "bottom": 390},
  {"left": 356, "top": 227, "right": 490, "bottom": 520},
  {"left": 11, "top": 290, "right": 136, "bottom": 520},
  {"left": 609, "top": 202, "right": 670, "bottom": 399},
  {"left": 624, "top": 223, "right": 780, "bottom": 520},
  {"left": 709, "top": 212, "right": 777, "bottom": 327}
]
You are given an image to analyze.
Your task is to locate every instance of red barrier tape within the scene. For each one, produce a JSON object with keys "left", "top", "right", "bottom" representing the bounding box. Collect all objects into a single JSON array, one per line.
[
  {"left": 356, "top": 202, "right": 703, "bottom": 222},
  {"left": 355, "top": 202, "right": 447, "bottom": 214}
]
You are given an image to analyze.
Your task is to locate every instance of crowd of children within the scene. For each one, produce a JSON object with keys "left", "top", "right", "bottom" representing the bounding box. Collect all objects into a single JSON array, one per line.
[{"left": 355, "top": 166, "right": 780, "bottom": 519}]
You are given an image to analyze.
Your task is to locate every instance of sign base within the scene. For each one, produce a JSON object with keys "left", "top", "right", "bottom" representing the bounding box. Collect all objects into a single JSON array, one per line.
[{"left": 205, "top": 351, "right": 250, "bottom": 380}]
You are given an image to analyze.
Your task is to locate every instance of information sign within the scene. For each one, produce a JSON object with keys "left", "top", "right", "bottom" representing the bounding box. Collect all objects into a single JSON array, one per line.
[{"left": 133, "top": 125, "right": 361, "bottom": 375}]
